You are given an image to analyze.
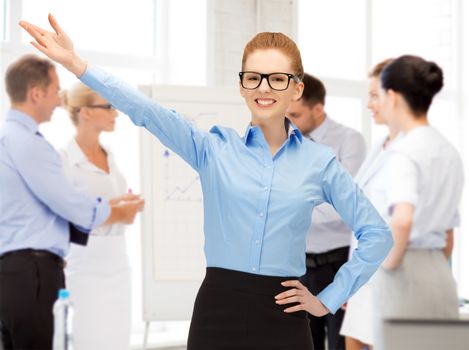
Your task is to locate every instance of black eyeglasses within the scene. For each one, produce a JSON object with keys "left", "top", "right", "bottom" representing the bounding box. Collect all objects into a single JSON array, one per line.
[
  {"left": 86, "top": 104, "right": 115, "bottom": 111},
  {"left": 239, "top": 71, "right": 301, "bottom": 91}
]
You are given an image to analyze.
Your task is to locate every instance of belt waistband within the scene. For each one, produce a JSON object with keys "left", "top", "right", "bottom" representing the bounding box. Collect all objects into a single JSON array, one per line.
[
  {"left": 305, "top": 246, "right": 349, "bottom": 269},
  {"left": 0, "top": 249, "right": 64, "bottom": 267},
  {"left": 204, "top": 267, "right": 298, "bottom": 295}
]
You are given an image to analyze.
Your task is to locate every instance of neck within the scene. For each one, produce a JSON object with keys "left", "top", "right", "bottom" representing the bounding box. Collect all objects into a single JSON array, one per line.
[
  {"left": 11, "top": 103, "right": 43, "bottom": 124},
  {"left": 314, "top": 113, "right": 326, "bottom": 130},
  {"left": 400, "top": 112, "right": 429, "bottom": 133},
  {"left": 75, "top": 125, "right": 102, "bottom": 155},
  {"left": 388, "top": 124, "right": 400, "bottom": 140},
  {"left": 252, "top": 116, "right": 288, "bottom": 149}
]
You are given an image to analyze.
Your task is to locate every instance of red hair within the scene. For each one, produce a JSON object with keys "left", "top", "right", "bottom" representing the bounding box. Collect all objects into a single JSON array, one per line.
[{"left": 242, "top": 32, "right": 304, "bottom": 79}]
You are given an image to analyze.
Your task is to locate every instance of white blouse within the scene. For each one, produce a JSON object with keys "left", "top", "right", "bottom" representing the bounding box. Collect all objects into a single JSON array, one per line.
[
  {"left": 379, "top": 126, "right": 463, "bottom": 249},
  {"left": 349, "top": 134, "right": 402, "bottom": 252},
  {"left": 60, "top": 138, "right": 127, "bottom": 236}
]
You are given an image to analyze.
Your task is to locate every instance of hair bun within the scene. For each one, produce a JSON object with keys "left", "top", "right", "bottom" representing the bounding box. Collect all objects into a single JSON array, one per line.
[{"left": 424, "top": 62, "right": 443, "bottom": 95}]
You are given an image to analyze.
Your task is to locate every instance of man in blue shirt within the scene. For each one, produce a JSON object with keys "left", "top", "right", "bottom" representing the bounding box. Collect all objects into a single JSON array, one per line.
[{"left": 0, "top": 55, "right": 144, "bottom": 350}]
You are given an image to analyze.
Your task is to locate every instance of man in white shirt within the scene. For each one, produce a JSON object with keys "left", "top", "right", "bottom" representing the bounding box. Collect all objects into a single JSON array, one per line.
[{"left": 287, "top": 73, "right": 367, "bottom": 350}]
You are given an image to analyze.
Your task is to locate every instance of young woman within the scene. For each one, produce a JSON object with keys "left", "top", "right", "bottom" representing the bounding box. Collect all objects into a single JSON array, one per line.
[
  {"left": 60, "top": 83, "right": 132, "bottom": 350},
  {"left": 340, "top": 59, "right": 401, "bottom": 350},
  {"left": 371, "top": 55, "right": 463, "bottom": 348},
  {"left": 21, "top": 15, "right": 393, "bottom": 350}
]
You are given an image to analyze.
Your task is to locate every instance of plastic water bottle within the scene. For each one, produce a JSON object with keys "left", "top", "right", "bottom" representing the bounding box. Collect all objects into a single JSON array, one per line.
[{"left": 52, "top": 289, "right": 74, "bottom": 350}]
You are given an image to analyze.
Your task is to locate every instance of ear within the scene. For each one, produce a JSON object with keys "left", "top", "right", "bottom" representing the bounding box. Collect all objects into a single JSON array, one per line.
[
  {"left": 291, "top": 81, "right": 304, "bottom": 102},
  {"left": 386, "top": 89, "right": 396, "bottom": 103},
  {"left": 312, "top": 103, "right": 324, "bottom": 117},
  {"left": 78, "top": 106, "right": 92, "bottom": 121},
  {"left": 28, "top": 86, "right": 43, "bottom": 104},
  {"left": 239, "top": 82, "right": 246, "bottom": 98}
]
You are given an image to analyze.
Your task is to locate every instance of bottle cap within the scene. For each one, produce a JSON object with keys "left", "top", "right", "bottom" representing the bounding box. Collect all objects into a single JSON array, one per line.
[{"left": 58, "top": 289, "right": 70, "bottom": 299}]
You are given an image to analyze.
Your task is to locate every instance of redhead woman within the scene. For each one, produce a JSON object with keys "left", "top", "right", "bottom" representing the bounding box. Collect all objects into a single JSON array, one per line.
[{"left": 21, "top": 15, "right": 393, "bottom": 350}]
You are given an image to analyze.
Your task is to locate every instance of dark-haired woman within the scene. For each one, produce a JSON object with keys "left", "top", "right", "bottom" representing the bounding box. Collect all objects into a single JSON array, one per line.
[{"left": 371, "top": 55, "right": 463, "bottom": 347}]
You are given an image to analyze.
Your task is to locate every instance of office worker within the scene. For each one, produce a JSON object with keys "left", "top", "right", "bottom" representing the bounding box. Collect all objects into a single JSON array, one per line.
[
  {"left": 339, "top": 59, "right": 400, "bottom": 350},
  {"left": 286, "top": 73, "right": 367, "bottom": 350},
  {"left": 21, "top": 15, "right": 393, "bottom": 350},
  {"left": 0, "top": 55, "right": 144, "bottom": 350},
  {"left": 369, "top": 55, "right": 463, "bottom": 348},
  {"left": 60, "top": 83, "right": 132, "bottom": 350}
]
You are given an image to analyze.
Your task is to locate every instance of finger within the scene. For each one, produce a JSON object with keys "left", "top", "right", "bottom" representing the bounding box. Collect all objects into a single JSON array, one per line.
[
  {"left": 283, "top": 304, "right": 304, "bottom": 313},
  {"left": 275, "top": 288, "right": 300, "bottom": 300},
  {"left": 275, "top": 295, "right": 300, "bottom": 305},
  {"left": 19, "top": 21, "right": 49, "bottom": 37},
  {"left": 19, "top": 22, "right": 44, "bottom": 42},
  {"left": 121, "top": 193, "right": 140, "bottom": 201},
  {"left": 31, "top": 41, "right": 49, "bottom": 56},
  {"left": 281, "top": 280, "right": 305, "bottom": 290},
  {"left": 22, "top": 27, "right": 49, "bottom": 49},
  {"left": 48, "top": 13, "right": 64, "bottom": 35}
]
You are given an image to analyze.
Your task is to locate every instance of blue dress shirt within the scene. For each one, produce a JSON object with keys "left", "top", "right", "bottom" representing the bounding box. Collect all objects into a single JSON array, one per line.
[
  {"left": 0, "top": 110, "right": 110, "bottom": 258},
  {"left": 81, "top": 66, "right": 393, "bottom": 313}
]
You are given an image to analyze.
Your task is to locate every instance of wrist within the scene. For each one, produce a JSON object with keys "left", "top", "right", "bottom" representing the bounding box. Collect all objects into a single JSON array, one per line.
[
  {"left": 65, "top": 54, "right": 87, "bottom": 77},
  {"left": 104, "top": 205, "right": 122, "bottom": 226}
]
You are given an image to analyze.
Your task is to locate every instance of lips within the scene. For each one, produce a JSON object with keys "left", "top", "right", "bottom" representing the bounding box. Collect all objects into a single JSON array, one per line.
[{"left": 255, "top": 98, "right": 276, "bottom": 107}]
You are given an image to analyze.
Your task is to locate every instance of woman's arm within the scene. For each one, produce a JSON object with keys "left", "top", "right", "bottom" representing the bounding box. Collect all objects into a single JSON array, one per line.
[
  {"left": 381, "top": 203, "right": 413, "bottom": 269},
  {"left": 316, "top": 157, "right": 393, "bottom": 313},
  {"left": 443, "top": 229, "right": 454, "bottom": 259},
  {"left": 20, "top": 14, "right": 86, "bottom": 76},
  {"left": 20, "top": 15, "right": 212, "bottom": 171}
]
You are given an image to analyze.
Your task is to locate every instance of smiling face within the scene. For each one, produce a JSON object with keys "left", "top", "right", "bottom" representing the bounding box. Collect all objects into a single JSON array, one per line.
[
  {"left": 80, "top": 94, "right": 118, "bottom": 133},
  {"left": 239, "top": 49, "right": 304, "bottom": 125},
  {"left": 367, "top": 76, "right": 387, "bottom": 125}
]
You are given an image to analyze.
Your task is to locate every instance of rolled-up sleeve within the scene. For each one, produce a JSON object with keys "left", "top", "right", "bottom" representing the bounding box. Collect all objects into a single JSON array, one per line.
[{"left": 316, "top": 158, "right": 393, "bottom": 313}]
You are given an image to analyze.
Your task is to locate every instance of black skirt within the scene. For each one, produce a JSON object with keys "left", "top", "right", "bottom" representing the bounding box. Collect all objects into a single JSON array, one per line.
[{"left": 187, "top": 267, "right": 314, "bottom": 350}]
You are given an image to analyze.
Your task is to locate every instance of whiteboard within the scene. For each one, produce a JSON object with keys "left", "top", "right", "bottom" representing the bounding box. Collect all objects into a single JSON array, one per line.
[{"left": 139, "top": 85, "right": 250, "bottom": 321}]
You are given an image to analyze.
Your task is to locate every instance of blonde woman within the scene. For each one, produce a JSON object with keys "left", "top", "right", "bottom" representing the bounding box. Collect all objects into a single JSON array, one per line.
[{"left": 61, "top": 83, "right": 131, "bottom": 350}]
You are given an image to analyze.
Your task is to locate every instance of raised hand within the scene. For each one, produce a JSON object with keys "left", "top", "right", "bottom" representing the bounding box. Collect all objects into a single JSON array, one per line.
[
  {"left": 275, "top": 280, "right": 330, "bottom": 317},
  {"left": 19, "top": 14, "right": 87, "bottom": 76}
]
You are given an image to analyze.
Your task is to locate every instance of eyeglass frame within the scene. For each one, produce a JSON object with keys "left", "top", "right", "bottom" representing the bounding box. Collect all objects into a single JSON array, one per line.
[
  {"left": 85, "top": 103, "right": 115, "bottom": 111},
  {"left": 238, "top": 71, "right": 302, "bottom": 91}
]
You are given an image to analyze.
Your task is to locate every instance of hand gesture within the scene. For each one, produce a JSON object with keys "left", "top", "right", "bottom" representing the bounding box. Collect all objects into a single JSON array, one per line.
[
  {"left": 109, "top": 193, "right": 142, "bottom": 206},
  {"left": 275, "top": 280, "right": 330, "bottom": 317},
  {"left": 117, "top": 195, "right": 145, "bottom": 224},
  {"left": 19, "top": 14, "right": 87, "bottom": 76},
  {"left": 107, "top": 194, "right": 145, "bottom": 225}
]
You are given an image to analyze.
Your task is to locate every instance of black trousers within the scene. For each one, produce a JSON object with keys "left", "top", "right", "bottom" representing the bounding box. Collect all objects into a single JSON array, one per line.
[
  {"left": 188, "top": 267, "right": 314, "bottom": 350},
  {"left": 0, "top": 250, "right": 65, "bottom": 350},
  {"left": 300, "top": 247, "right": 349, "bottom": 350}
]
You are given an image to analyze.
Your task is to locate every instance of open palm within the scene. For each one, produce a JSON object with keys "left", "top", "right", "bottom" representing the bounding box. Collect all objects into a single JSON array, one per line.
[{"left": 20, "top": 14, "right": 86, "bottom": 76}]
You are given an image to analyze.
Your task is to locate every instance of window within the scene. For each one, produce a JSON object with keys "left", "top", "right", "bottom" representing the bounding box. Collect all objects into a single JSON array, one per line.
[
  {"left": 372, "top": 0, "right": 456, "bottom": 89},
  {"left": 0, "top": 0, "right": 7, "bottom": 41},
  {"left": 22, "top": 0, "right": 156, "bottom": 56},
  {"left": 297, "top": 0, "right": 367, "bottom": 80}
]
